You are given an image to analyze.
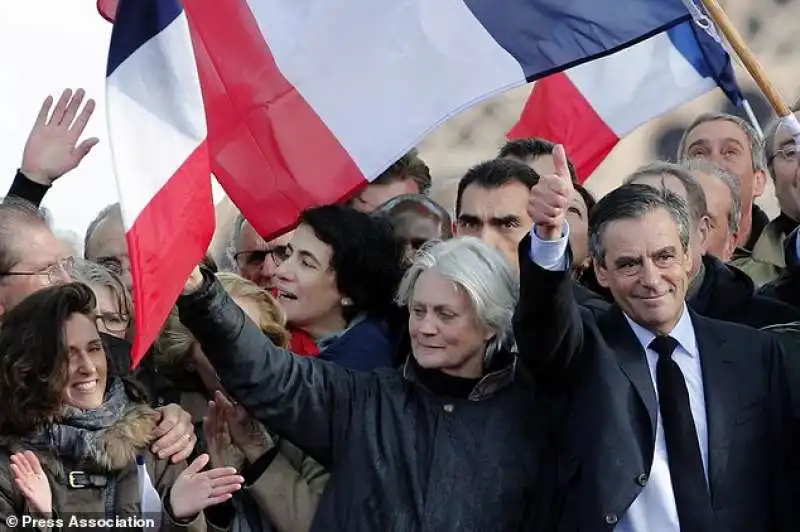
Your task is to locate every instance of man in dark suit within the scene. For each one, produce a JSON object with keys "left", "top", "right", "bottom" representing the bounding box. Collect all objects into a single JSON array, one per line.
[{"left": 516, "top": 145, "right": 799, "bottom": 532}]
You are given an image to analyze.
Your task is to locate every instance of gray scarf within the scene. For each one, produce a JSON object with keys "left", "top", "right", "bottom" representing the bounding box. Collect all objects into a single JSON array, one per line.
[{"left": 24, "top": 379, "right": 131, "bottom": 465}]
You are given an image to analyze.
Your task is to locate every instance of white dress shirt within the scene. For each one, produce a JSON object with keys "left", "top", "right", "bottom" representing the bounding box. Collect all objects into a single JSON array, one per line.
[{"left": 529, "top": 224, "right": 709, "bottom": 532}]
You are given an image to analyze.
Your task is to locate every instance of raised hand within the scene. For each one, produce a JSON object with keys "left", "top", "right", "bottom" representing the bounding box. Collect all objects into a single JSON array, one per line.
[
  {"left": 169, "top": 454, "right": 243, "bottom": 520},
  {"left": 203, "top": 399, "right": 245, "bottom": 470},
  {"left": 214, "top": 391, "right": 274, "bottom": 463},
  {"left": 10, "top": 451, "right": 52, "bottom": 517},
  {"left": 20, "top": 89, "right": 99, "bottom": 186},
  {"left": 527, "top": 144, "right": 575, "bottom": 240}
]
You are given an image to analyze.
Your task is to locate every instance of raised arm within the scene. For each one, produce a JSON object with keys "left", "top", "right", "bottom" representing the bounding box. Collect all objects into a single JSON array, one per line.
[
  {"left": 177, "top": 267, "right": 367, "bottom": 466},
  {"left": 512, "top": 145, "right": 587, "bottom": 390}
]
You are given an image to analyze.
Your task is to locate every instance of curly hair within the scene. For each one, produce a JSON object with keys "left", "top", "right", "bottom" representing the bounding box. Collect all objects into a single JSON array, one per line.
[{"left": 0, "top": 282, "right": 97, "bottom": 436}]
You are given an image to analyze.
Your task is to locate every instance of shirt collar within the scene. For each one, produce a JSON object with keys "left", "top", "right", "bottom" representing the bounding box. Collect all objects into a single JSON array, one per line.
[{"left": 623, "top": 303, "right": 699, "bottom": 358}]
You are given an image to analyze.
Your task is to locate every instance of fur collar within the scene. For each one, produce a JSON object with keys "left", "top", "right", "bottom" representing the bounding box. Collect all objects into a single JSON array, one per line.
[{"left": 1, "top": 404, "right": 157, "bottom": 478}]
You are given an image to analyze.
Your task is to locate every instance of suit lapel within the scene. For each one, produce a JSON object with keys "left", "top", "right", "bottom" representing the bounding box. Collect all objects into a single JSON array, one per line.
[
  {"left": 599, "top": 308, "right": 658, "bottom": 440},
  {"left": 691, "top": 311, "right": 734, "bottom": 497}
]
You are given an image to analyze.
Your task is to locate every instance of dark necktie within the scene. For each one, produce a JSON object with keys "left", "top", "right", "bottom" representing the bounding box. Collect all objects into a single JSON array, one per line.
[{"left": 649, "top": 335, "right": 716, "bottom": 532}]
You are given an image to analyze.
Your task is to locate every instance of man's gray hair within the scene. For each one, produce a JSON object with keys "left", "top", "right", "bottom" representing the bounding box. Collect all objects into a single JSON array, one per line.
[
  {"left": 67, "top": 257, "right": 134, "bottom": 319},
  {"left": 0, "top": 198, "right": 49, "bottom": 274},
  {"left": 683, "top": 158, "right": 741, "bottom": 234},
  {"left": 589, "top": 184, "right": 692, "bottom": 267},
  {"left": 624, "top": 161, "right": 708, "bottom": 228},
  {"left": 224, "top": 213, "right": 249, "bottom": 270},
  {"left": 677, "top": 112, "right": 766, "bottom": 172},
  {"left": 395, "top": 236, "right": 518, "bottom": 364},
  {"left": 84, "top": 203, "right": 122, "bottom": 259},
  {"left": 763, "top": 112, "right": 799, "bottom": 173}
]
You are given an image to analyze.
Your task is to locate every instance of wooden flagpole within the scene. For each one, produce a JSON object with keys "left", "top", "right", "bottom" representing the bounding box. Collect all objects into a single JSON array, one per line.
[{"left": 699, "top": 0, "right": 792, "bottom": 117}]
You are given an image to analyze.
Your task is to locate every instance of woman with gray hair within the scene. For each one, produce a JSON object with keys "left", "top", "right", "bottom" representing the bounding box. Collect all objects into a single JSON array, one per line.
[{"left": 174, "top": 236, "right": 551, "bottom": 531}]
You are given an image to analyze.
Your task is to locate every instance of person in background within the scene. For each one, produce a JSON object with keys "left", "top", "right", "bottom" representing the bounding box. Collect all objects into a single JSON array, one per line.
[
  {"left": 0, "top": 283, "right": 242, "bottom": 529},
  {"left": 625, "top": 161, "right": 799, "bottom": 329},
  {"left": 372, "top": 194, "right": 453, "bottom": 266},
  {"left": 499, "top": 137, "right": 579, "bottom": 181},
  {"left": 68, "top": 258, "right": 133, "bottom": 341},
  {"left": 677, "top": 112, "right": 774, "bottom": 285},
  {"left": 177, "top": 236, "right": 550, "bottom": 531},
  {"left": 685, "top": 159, "right": 741, "bottom": 262},
  {"left": 349, "top": 149, "right": 432, "bottom": 213},
  {"left": 273, "top": 205, "right": 403, "bottom": 371},
  {"left": 226, "top": 214, "right": 294, "bottom": 291},
  {"left": 83, "top": 203, "right": 132, "bottom": 291},
  {"left": 518, "top": 151, "right": 798, "bottom": 530}
]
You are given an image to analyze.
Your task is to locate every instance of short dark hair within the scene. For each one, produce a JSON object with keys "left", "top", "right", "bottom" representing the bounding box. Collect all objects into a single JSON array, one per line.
[
  {"left": 574, "top": 183, "right": 596, "bottom": 214},
  {"left": 589, "top": 184, "right": 691, "bottom": 267},
  {"left": 0, "top": 282, "right": 97, "bottom": 436},
  {"left": 455, "top": 158, "right": 540, "bottom": 216},
  {"left": 0, "top": 197, "right": 50, "bottom": 275},
  {"left": 299, "top": 204, "right": 403, "bottom": 322},
  {"left": 624, "top": 161, "right": 708, "bottom": 227},
  {"left": 372, "top": 149, "right": 432, "bottom": 195},
  {"left": 499, "top": 138, "right": 579, "bottom": 182},
  {"left": 373, "top": 194, "right": 453, "bottom": 237}
]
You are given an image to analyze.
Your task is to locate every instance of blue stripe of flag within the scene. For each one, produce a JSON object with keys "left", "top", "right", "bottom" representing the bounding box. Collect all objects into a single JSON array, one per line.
[
  {"left": 463, "top": 0, "right": 692, "bottom": 82},
  {"left": 107, "top": 0, "right": 183, "bottom": 76},
  {"left": 667, "top": 20, "right": 744, "bottom": 106}
]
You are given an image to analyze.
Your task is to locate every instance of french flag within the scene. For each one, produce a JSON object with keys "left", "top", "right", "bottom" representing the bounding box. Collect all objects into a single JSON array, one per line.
[
  {"left": 106, "top": 0, "right": 213, "bottom": 366},
  {"left": 508, "top": 19, "right": 745, "bottom": 181},
  {"left": 106, "top": 0, "right": 694, "bottom": 365},
  {"left": 182, "top": 0, "right": 692, "bottom": 240}
]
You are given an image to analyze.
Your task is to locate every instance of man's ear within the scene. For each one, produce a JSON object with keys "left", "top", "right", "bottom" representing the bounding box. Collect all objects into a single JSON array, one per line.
[
  {"left": 594, "top": 260, "right": 610, "bottom": 288},
  {"left": 753, "top": 168, "right": 768, "bottom": 198},
  {"left": 697, "top": 216, "right": 711, "bottom": 254}
]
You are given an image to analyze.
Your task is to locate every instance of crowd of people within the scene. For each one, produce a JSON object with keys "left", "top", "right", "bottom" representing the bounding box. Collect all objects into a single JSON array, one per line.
[{"left": 0, "top": 85, "right": 799, "bottom": 531}]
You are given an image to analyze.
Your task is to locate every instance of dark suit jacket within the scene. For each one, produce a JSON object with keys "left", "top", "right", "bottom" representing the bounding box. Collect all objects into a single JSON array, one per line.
[{"left": 514, "top": 237, "right": 800, "bottom": 532}]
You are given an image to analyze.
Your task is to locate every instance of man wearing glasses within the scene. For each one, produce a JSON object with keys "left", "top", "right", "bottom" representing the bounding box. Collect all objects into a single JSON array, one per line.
[{"left": 227, "top": 213, "right": 293, "bottom": 290}]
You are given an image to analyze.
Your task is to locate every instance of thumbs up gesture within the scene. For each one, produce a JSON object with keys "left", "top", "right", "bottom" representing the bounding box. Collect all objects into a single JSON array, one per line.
[{"left": 527, "top": 144, "right": 574, "bottom": 241}]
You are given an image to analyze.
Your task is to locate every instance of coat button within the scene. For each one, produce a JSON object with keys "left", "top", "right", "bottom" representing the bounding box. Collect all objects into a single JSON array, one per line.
[
  {"left": 636, "top": 473, "right": 648, "bottom": 486},
  {"left": 443, "top": 404, "right": 454, "bottom": 413},
  {"left": 605, "top": 513, "right": 618, "bottom": 525}
]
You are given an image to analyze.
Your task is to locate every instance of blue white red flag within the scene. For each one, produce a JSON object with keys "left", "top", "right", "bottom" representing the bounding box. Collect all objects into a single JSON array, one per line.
[{"left": 508, "top": 18, "right": 745, "bottom": 181}]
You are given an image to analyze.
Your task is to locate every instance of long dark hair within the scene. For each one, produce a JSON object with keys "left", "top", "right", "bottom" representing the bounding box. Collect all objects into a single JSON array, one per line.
[{"left": 0, "top": 282, "right": 98, "bottom": 436}]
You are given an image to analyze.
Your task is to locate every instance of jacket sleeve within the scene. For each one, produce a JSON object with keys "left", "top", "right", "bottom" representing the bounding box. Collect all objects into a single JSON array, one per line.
[
  {"left": 513, "top": 234, "right": 587, "bottom": 391},
  {"left": 0, "top": 463, "right": 55, "bottom": 532},
  {"left": 244, "top": 440, "right": 328, "bottom": 532},
  {"left": 5, "top": 171, "right": 49, "bottom": 207},
  {"left": 177, "top": 268, "right": 368, "bottom": 467},
  {"left": 151, "top": 455, "right": 207, "bottom": 532}
]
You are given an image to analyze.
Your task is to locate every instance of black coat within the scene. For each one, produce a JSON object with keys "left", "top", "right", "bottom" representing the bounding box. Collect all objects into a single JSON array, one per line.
[
  {"left": 514, "top": 238, "right": 800, "bottom": 532},
  {"left": 177, "top": 269, "right": 552, "bottom": 532}
]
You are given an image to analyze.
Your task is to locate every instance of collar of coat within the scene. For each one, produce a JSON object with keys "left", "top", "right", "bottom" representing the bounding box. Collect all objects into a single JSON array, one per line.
[{"left": 401, "top": 351, "right": 517, "bottom": 401}]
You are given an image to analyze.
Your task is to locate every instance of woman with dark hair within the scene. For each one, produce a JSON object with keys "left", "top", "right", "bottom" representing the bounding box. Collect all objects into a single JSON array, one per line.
[
  {"left": 0, "top": 283, "right": 243, "bottom": 528},
  {"left": 273, "top": 204, "right": 404, "bottom": 371}
]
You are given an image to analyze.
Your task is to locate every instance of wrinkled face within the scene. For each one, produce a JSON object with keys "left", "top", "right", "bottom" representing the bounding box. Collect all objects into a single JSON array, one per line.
[
  {"left": 85, "top": 213, "right": 131, "bottom": 292},
  {"left": 594, "top": 209, "right": 692, "bottom": 335},
  {"left": 0, "top": 225, "right": 70, "bottom": 318},
  {"left": 274, "top": 224, "right": 345, "bottom": 338},
  {"left": 626, "top": 174, "right": 706, "bottom": 276},
  {"left": 352, "top": 179, "right": 420, "bottom": 213},
  {"left": 92, "top": 284, "right": 130, "bottom": 340},
  {"left": 235, "top": 223, "right": 293, "bottom": 290},
  {"left": 63, "top": 313, "right": 108, "bottom": 410},
  {"left": 409, "top": 269, "right": 492, "bottom": 379},
  {"left": 770, "top": 113, "right": 800, "bottom": 221},
  {"left": 456, "top": 182, "right": 531, "bottom": 275},
  {"left": 683, "top": 120, "right": 765, "bottom": 242},
  {"left": 693, "top": 170, "right": 737, "bottom": 262}
]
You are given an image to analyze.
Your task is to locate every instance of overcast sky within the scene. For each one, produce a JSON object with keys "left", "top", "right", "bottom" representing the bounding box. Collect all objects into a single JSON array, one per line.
[{"left": 0, "top": 0, "right": 224, "bottom": 247}]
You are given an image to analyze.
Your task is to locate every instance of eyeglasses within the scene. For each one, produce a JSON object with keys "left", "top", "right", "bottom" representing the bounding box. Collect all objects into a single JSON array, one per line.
[
  {"left": 0, "top": 257, "right": 75, "bottom": 285},
  {"left": 769, "top": 144, "right": 800, "bottom": 165},
  {"left": 234, "top": 246, "right": 291, "bottom": 269},
  {"left": 96, "top": 312, "right": 131, "bottom": 333}
]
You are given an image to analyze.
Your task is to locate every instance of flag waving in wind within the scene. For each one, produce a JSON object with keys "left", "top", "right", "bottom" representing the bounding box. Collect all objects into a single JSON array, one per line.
[
  {"left": 508, "top": 17, "right": 745, "bottom": 181},
  {"left": 106, "top": 0, "right": 213, "bottom": 367},
  {"left": 107, "top": 0, "right": 695, "bottom": 366}
]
